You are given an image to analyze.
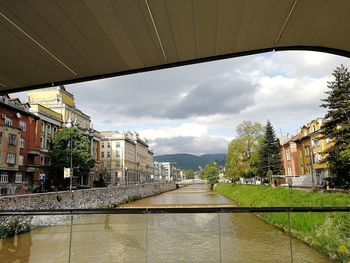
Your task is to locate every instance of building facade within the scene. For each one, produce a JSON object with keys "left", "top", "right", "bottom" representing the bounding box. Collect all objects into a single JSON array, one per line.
[
  {"left": 0, "top": 95, "right": 41, "bottom": 195},
  {"left": 280, "top": 136, "right": 299, "bottom": 176},
  {"left": 99, "top": 131, "right": 154, "bottom": 185},
  {"left": 157, "top": 162, "right": 181, "bottom": 182},
  {"left": 27, "top": 86, "right": 101, "bottom": 185},
  {"left": 290, "top": 118, "right": 331, "bottom": 185}
]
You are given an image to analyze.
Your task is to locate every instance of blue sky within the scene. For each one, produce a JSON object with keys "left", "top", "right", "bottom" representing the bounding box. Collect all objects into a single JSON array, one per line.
[{"left": 12, "top": 51, "right": 350, "bottom": 155}]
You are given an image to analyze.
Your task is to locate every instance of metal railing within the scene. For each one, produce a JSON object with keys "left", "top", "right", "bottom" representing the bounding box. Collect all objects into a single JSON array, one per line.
[{"left": 1, "top": 207, "right": 349, "bottom": 263}]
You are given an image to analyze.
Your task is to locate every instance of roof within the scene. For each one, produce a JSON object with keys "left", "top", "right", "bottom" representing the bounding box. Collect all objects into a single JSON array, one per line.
[{"left": 1, "top": 0, "right": 350, "bottom": 94}]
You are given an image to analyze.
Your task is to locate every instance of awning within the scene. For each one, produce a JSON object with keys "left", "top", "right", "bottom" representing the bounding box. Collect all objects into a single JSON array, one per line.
[{"left": 1, "top": 0, "right": 349, "bottom": 94}]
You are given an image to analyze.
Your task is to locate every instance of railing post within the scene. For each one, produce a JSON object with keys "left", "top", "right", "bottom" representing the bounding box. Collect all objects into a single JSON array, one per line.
[
  {"left": 288, "top": 209, "right": 294, "bottom": 263},
  {"left": 68, "top": 212, "right": 73, "bottom": 263},
  {"left": 218, "top": 212, "right": 222, "bottom": 263}
]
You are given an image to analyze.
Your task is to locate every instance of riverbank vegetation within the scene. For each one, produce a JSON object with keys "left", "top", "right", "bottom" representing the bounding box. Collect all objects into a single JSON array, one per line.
[{"left": 215, "top": 183, "right": 350, "bottom": 262}]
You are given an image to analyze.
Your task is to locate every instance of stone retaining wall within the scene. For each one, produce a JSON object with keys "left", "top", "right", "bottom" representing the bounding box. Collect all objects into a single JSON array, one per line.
[
  {"left": 0, "top": 182, "right": 176, "bottom": 210},
  {"left": 0, "top": 183, "right": 176, "bottom": 238}
]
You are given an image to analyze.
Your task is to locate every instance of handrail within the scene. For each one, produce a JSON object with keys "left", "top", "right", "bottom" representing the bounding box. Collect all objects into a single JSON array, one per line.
[{"left": 1, "top": 206, "right": 349, "bottom": 216}]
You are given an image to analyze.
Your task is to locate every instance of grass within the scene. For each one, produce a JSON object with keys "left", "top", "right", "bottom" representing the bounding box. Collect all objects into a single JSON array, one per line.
[{"left": 215, "top": 183, "right": 350, "bottom": 262}]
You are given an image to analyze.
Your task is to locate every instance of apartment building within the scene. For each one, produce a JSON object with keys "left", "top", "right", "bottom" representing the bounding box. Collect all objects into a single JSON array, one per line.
[
  {"left": 280, "top": 136, "right": 299, "bottom": 176},
  {"left": 29, "top": 104, "right": 62, "bottom": 178},
  {"left": 153, "top": 162, "right": 167, "bottom": 182},
  {"left": 99, "top": 131, "right": 154, "bottom": 185},
  {"left": 0, "top": 95, "right": 40, "bottom": 195},
  {"left": 157, "top": 162, "right": 181, "bottom": 182},
  {"left": 291, "top": 118, "right": 331, "bottom": 184}
]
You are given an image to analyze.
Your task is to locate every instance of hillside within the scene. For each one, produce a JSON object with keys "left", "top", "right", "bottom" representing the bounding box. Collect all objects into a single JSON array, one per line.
[{"left": 154, "top": 153, "right": 226, "bottom": 171}]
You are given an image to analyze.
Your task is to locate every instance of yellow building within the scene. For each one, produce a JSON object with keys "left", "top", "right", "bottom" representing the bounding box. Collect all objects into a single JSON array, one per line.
[
  {"left": 28, "top": 86, "right": 91, "bottom": 130},
  {"left": 28, "top": 86, "right": 101, "bottom": 186},
  {"left": 293, "top": 118, "right": 331, "bottom": 184}
]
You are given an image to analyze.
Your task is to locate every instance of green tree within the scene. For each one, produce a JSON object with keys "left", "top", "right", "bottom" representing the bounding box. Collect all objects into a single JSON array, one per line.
[
  {"left": 202, "top": 162, "right": 220, "bottom": 189},
  {"left": 50, "top": 128, "right": 95, "bottom": 188},
  {"left": 259, "top": 120, "right": 282, "bottom": 177},
  {"left": 225, "top": 121, "right": 264, "bottom": 179},
  {"left": 184, "top": 169, "right": 195, "bottom": 179},
  {"left": 320, "top": 65, "right": 350, "bottom": 181}
]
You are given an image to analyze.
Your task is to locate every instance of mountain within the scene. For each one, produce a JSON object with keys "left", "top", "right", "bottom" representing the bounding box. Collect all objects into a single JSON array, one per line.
[{"left": 154, "top": 153, "right": 226, "bottom": 171}]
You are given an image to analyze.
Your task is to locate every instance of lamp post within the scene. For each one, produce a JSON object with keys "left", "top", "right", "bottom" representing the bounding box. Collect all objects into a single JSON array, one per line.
[{"left": 70, "top": 134, "right": 73, "bottom": 191}]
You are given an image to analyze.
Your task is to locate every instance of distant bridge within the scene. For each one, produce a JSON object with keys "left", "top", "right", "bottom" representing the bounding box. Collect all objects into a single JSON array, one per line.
[{"left": 177, "top": 179, "right": 206, "bottom": 185}]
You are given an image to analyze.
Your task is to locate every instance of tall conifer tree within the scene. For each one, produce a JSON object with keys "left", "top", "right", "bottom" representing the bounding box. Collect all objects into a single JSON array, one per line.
[
  {"left": 320, "top": 65, "right": 350, "bottom": 181},
  {"left": 259, "top": 121, "right": 282, "bottom": 176}
]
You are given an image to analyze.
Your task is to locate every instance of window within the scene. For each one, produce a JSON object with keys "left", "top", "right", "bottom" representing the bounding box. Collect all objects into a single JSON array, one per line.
[
  {"left": 19, "top": 121, "right": 26, "bottom": 131},
  {"left": 0, "top": 172, "right": 8, "bottom": 183},
  {"left": 286, "top": 149, "right": 291, "bottom": 161},
  {"left": 47, "top": 139, "right": 51, "bottom": 150},
  {"left": 15, "top": 172, "right": 22, "bottom": 183},
  {"left": 20, "top": 138, "right": 25, "bottom": 148},
  {"left": 305, "top": 146, "right": 310, "bottom": 156},
  {"left": 5, "top": 116, "right": 12, "bottom": 126},
  {"left": 47, "top": 124, "right": 51, "bottom": 134},
  {"left": 101, "top": 152, "right": 105, "bottom": 158},
  {"left": 40, "top": 137, "right": 44, "bottom": 148},
  {"left": 101, "top": 143, "right": 104, "bottom": 148},
  {"left": 19, "top": 155, "right": 24, "bottom": 165},
  {"left": 312, "top": 139, "right": 320, "bottom": 147},
  {"left": 9, "top": 134, "right": 16, "bottom": 145},
  {"left": 107, "top": 151, "right": 111, "bottom": 158},
  {"left": 41, "top": 123, "right": 44, "bottom": 132},
  {"left": 7, "top": 152, "right": 16, "bottom": 164},
  {"left": 107, "top": 142, "right": 110, "bottom": 148}
]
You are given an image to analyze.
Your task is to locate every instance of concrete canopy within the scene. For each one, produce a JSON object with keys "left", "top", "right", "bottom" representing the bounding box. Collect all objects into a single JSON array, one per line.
[{"left": 0, "top": 0, "right": 350, "bottom": 94}]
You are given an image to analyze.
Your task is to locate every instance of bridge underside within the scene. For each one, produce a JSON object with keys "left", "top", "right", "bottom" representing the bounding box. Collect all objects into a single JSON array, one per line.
[{"left": 1, "top": 0, "right": 350, "bottom": 94}]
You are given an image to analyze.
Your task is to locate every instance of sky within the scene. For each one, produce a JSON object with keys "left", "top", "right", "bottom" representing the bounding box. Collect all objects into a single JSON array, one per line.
[{"left": 12, "top": 51, "right": 350, "bottom": 156}]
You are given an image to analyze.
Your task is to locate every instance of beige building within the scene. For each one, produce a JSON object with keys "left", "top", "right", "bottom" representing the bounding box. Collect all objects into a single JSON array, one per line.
[{"left": 99, "top": 131, "right": 154, "bottom": 185}]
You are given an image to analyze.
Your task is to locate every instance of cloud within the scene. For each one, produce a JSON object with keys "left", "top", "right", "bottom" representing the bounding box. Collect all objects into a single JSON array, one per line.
[
  {"left": 165, "top": 76, "right": 258, "bottom": 118},
  {"left": 149, "top": 136, "right": 229, "bottom": 155},
  {"left": 10, "top": 50, "right": 350, "bottom": 154}
]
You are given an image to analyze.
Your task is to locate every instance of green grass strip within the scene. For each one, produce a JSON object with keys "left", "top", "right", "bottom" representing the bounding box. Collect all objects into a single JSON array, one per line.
[{"left": 215, "top": 183, "right": 350, "bottom": 262}]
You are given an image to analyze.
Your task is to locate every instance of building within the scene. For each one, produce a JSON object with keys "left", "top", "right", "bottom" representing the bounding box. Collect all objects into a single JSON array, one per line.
[
  {"left": 0, "top": 95, "right": 41, "bottom": 195},
  {"left": 292, "top": 118, "right": 331, "bottom": 185},
  {"left": 27, "top": 86, "right": 101, "bottom": 185},
  {"left": 29, "top": 104, "right": 62, "bottom": 182},
  {"left": 157, "top": 162, "right": 181, "bottom": 182},
  {"left": 280, "top": 136, "right": 299, "bottom": 176},
  {"left": 153, "top": 162, "right": 167, "bottom": 182},
  {"left": 99, "top": 131, "right": 154, "bottom": 185},
  {"left": 28, "top": 86, "right": 91, "bottom": 130}
]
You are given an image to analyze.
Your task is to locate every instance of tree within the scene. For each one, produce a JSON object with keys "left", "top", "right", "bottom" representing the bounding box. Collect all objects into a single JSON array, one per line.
[
  {"left": 50, "top": 128, "right": 95, "bottom": 188},
  {"left": 184, "top": 169, "right": 195, "bottom": 179},
  {"left": 225, "top": 121, "right": 264, "bottom": 179},
  {"left": 320, "top": 65, "right": 350, "bottom": 181},
  {"left": 202, "top": 162, "right": 220, "bottom": 189},
  {"left": 259, "top": 120, "right": 282, "bottom": 177}
]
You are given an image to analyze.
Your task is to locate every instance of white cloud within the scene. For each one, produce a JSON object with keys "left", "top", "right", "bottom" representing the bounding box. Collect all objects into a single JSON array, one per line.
[{"left": 10, "top": 50, "right": 350, "bottom": 155}]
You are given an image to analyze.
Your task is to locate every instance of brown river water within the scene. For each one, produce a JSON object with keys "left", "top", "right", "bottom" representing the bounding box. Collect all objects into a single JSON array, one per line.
[{"left": 0, "top": 184, "right": 331, "bottom": 262}]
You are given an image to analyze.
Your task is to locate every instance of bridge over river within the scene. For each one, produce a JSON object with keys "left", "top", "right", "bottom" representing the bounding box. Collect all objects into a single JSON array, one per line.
[{"left": 0, "top": 184, "right": 330, "bottom": 262}]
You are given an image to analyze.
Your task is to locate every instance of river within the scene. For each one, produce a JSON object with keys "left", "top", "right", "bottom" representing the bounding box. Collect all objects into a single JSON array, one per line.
[{"left": 0, "top": 184, "right": 331, "bottom": 262}]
